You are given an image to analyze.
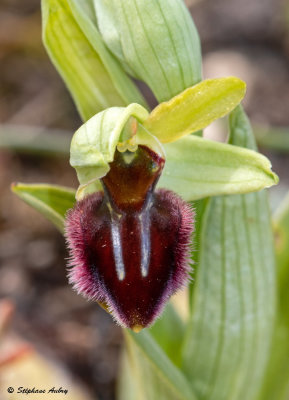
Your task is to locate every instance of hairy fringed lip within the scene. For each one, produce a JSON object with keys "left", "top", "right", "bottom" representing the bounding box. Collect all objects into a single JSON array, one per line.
[{"left": 65, "top": 145, "right": 194, "bottom": 331}]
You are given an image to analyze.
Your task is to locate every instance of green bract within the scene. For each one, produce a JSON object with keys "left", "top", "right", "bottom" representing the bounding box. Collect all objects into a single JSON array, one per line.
[
  {"left": 94, "top": 0, "right": 202, "bottom": 102},
  {"left": 42, "top": 0, "right": 147, "bottom": 121}
]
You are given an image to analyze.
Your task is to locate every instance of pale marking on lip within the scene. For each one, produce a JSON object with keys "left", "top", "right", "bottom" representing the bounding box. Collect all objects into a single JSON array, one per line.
[
  {"left": 139, "top": 202, "right": 152, "bottom": 278},
  {"left": 107, "top": 201, "right": 125, "bottom": 281}
]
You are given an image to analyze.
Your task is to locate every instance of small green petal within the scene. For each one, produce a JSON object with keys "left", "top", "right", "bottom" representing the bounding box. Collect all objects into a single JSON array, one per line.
[{"left": 144, "top": 77, "right": 246, "bottom": 143}]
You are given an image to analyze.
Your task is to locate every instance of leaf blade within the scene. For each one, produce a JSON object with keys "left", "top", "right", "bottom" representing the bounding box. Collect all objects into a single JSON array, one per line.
[
  {"left": 257, "top": 191, "right": 289, "bottom": 400},
  {"left": 148, "top": 303, "right": 186, "bottom": 367},
  {"left": 121, "top": 330, "right": 197, "bottom": 400},
  {"left": 182, "top": 105, "right": 276, "bottom": 400},
  {"left": 11, "top": 183, "right": 76, "bottom": 232}
]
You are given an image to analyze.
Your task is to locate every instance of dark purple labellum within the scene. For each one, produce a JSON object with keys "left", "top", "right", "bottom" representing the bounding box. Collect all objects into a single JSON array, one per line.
[{"left": 65, "top": 146, "right": 194, "bottom": 331}]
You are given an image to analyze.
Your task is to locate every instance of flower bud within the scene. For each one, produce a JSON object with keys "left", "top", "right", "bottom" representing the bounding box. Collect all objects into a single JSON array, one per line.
[{"left": 65, "top": 145, "right": 194, "bottom": 330}]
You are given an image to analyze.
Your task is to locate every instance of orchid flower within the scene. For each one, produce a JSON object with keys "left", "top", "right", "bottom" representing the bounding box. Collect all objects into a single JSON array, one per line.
[{"left": 13, "top": 0, "right": 278, "bottom": 333}]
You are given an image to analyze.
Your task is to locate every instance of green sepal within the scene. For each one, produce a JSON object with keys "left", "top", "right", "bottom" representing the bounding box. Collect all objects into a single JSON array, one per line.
[
  {"left": 42, "top": 0, "right": 147, "bottom": 122},
  {"left": 158, "top": 133, "right": 278, "bottom": 201},
  {"left": 11, "top": 183, "right": 76, "bottom": 232},
  {"left": 94, "top": 0, "right": 202, "bottom": 103},
  {"left": 144, "top": 77, "right": 246, "bottom": 143}
]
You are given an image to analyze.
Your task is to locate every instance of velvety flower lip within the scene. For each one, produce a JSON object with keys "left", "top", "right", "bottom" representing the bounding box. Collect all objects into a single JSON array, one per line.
[{"left": 65, "top": 146, "right": 194, "bottom": 331}]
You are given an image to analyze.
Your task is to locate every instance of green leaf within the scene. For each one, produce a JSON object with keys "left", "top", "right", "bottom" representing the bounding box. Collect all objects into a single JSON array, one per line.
[
  {"left": 11, "top": 183, "right": 76, "bottom": 232},
  {"left": 149, "top": 303, "right": 185, "bottom": 367},
  {"left": 117, "top": 349, "right": 140, "bottom": 400},
  {"left": 42, "top": 0, "right": 147, "bottom": 121},
  {"left": 257, "top": 324, "right": 289, "bottom": 400},
  {"left": 182, "top": 105, "right": 276, "bottom": 400},
  {"left": 188, "top": 199, "right": 208, "bottom": 304},
  {"left": 257, "top": 191, "right": 289, "bottom": 400},
  {"left": 70, "top": 104, "right": 165, "bottom": 199},
  {"left": 158, "top": 133, "right": 278, "bottom": 201},
  {"left": 118, "top": 330, "right": 197, "bottom": 400},
  {"left": 144, "top": 78, "right": 246, "bottom": 143},
  {"left": 274, "top": 191, "right": 289, "bottom": 320},
  {"left": 94, "top": 0, "right": 202, "bottom": 103}
]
